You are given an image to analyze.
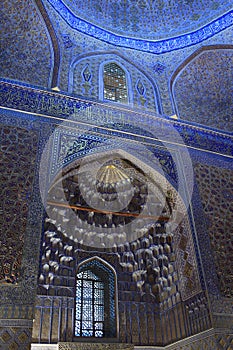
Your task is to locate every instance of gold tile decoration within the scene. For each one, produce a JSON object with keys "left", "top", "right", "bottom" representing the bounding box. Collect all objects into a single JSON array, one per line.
[
  {"left": 215, "top": 334, "right": 233, "bottom": 350},
  {"left": 174, "top": 217, "right": 202, "bottom": 301},
  {"left": 8, "top": 341, "right": 18, "bottom": 350},
  {"left": 179, "top": 234, "right": 188, "bottom": 251},
  {"left": 0, "top": 330, "right": 11, "bottom": 343},
  {"left": 18, "top": 330, "right": 29, "bottom": 344},
  {"left": 0, "top": 326, "right": 31, "bottom": 350}
]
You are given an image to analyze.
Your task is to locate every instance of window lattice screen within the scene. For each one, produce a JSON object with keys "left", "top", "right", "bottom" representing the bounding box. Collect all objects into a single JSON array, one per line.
[
  {"left": 75, "top": 270, "right": 104, "bottom": 337},
  {"left": 75, "top": 259, "right": 116, "bottom": 338},
  {"left": 103, "top": 63, "right": 128, "bottom": 103}
]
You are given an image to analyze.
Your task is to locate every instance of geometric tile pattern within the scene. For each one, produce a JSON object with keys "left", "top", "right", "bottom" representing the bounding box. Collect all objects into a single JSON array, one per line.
[
  {"left": 43, "top": 0, "right": 233, "bottom": 53},
  {"left": 58, "top": 0, "right": 232, "bottom": 41},
  {"left": 173, "top": 47, "right": 233, "bottom": 133},
  {"left": 1, "top": 3, "right": 233, "bottom": 350},
  {"left": 0, "top": 327, "right": 31, "bottom": 350},
  {"left": 0, "top": 124, "right": 38, "bottom": 283},
  {"left": 174, "top": 218, "right": 202, "bottom": 301},
  {"left": 1, "top": 0, "right": 51, "bottom": 88},
  {"left": 194, "top": 163, "right": 233, "bottom": 297},
  {"left": 216, "top": 334, "right": 233, "bottom": 350},
  {"left": 55, "top": 333, "right": 233, "bottom": 349},
  {"left": 0, "top": 81, "right": 232, "bottom": 161}
]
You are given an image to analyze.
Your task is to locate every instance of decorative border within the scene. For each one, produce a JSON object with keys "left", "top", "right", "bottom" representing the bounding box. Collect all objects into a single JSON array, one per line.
[
  {"left": 46, "top": 0, "right": 233, "bottom": 54},
  {"left": 0, "top": 81, "right": 232, "bottom": 158},
  {"left": 58, "top": 344, "right": 133, "bottom": 350},
  {"left": 0, "top": 319, "right": 33, "bottom": 327}
]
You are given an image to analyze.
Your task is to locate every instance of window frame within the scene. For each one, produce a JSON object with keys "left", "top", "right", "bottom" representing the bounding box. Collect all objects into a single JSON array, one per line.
[
  {"left": 99, "top": 60, "right": 133, "bottom": 105},
  {"left": 74, "top": 257, "right": 118, "bottom": 340}
]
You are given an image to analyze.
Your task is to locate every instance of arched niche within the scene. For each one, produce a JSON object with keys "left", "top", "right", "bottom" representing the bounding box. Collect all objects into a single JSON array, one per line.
[
  {"left": 170, "top": 45, "right": 233, "bottom": 133},
  {"left": 68, "top": 51, "right": 161, "bottom": 113},
  {"left": 75, "top": 256, "right": 118, "bottom": 339},
  {"left": 33, "top": 148, "right": 206, "bottom": 345}
]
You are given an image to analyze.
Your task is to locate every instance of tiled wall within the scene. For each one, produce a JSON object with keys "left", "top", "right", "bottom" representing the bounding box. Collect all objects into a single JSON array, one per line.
[
  {"left": 194, "top": 163, "right": 233, "bottom": 298},
  {"left": 1, "top": 0, "right": 52, "bottom": 87},
  {"left": 173, "top": 47, "right": 233, "bottom": 133}
]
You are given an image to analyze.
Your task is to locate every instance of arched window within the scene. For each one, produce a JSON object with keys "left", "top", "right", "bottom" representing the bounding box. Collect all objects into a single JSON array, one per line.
[
  {"left": 75, "top": 258, "right": 117, "bottom": 338},
  {"left": 103, "top": 62, "right": 128, "bottom": 103}
]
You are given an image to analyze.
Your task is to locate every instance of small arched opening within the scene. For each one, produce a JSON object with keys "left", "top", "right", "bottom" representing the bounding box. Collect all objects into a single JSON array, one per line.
[{"left": 74, "top": 257, "right": 118, "bottom": 339}]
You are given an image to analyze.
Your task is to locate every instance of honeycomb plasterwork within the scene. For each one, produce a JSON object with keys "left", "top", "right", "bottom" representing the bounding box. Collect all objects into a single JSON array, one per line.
[
  {"left": 36, "top": 217, "right": 205, "bottom": 343},
  {"left": 49, "top": 126, "right": 178, "bottom": 185},
  {"left": 38, "top": 155, "right": 201, "bottom": 304},
  {"left": 194, "top": 163, "right": 233, "bottom": 297}
]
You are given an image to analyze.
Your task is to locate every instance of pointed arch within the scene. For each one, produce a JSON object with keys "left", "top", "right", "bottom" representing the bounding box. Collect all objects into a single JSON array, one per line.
[
  {"left": 100, "top": 61, "right": 129, "bottom": 104},
  {"left": 69, "top": 50, "right": 161, "bottom": 112},
  {"left": 170, "top": 44, "right": 233, "bottom": 120},
  {"left": 34, "top": 0, "right": 61, "bottom": 88},
  {"left": 75, "top": 256, "right": 118, "bottom": 339}
]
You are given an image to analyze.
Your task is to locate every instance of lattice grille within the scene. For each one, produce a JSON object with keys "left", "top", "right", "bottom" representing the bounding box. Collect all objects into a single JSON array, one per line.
[
  {"left": 104, "top": 63, "right": 128, "bottom": 103},
  {"left": 75, "top": 270, "right": 104, "bottom": 337},
  {"left": 75, "top": 259, "right": 116, "bottom": 338}
]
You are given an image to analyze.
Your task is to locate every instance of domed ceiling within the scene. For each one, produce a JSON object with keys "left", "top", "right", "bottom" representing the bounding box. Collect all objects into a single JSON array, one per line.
[{"left": 59, "top": 0, "right": 232, "bottom": 40}]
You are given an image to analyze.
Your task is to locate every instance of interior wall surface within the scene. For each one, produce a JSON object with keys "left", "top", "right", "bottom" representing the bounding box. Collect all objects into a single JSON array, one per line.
[
  {"left": 1, "top": 0, "right": 233, "bottom": 348},
  {"left": 0, "top": 82, "right": 232, "bottom": 349}
]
